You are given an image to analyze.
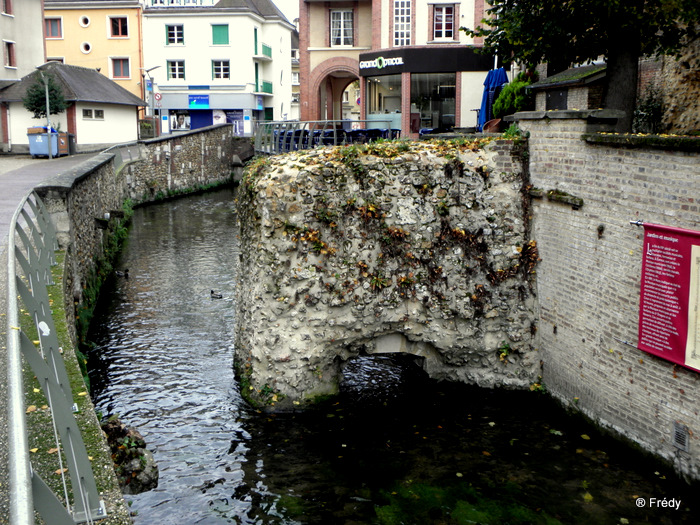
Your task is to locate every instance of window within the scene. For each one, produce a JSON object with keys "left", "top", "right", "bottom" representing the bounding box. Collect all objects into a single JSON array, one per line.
[
  {"left": 3, "top": 41, "right": 15, "bottom": 68},
  {"left": 2, "top": 0, "right": 12, "bottom": 15},
  {"left": 168, "top": 60, "right": 185, "bottom": 79},
  {"left": 330, "top": 9, "right": 353, "bottom": 47},
  {"left": 291, "top": 72, "right": 299, "bottom": 85},
  {"left": 83, "top": 108, "right": 105, "bottom": 120},
  {"left": 166, "top": 24, "right": 184, "bottom": 45},
  {"left": 433, "top": 5, "right": 454, "bottom": 40},
  {"left": 110, "top": 17, "right": 128, "bottom": 37},
  {"left": 212, "top": 60, "right": 229, "bottom": 79},
  {"left": 410, "top": 73, "right": 456, "bottom": 132},
  {"left": 212, "top": 24, "right": 229, "bottom": 45},
  {"left": 112, "top": 58, "right": 129, "bottom": 78},
  {"left": 45, "top": 18, "right": 62, "bottom": 38},
  {"left": 394, "top": 0, "right": 411, "bottom": 46}
]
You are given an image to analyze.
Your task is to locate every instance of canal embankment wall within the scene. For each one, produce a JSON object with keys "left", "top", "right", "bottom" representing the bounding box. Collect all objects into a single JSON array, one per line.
[
  {"left": 35, "top": 124, "right": 248, "bottom": 343},
  {"left": 516, "top": 110, "right": 700, "bottom": 481}
]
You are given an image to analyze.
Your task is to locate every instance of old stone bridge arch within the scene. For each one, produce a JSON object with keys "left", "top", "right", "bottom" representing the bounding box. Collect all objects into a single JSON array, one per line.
[{"left": 235, "top": 139, "right": 538, "bottom": 411}]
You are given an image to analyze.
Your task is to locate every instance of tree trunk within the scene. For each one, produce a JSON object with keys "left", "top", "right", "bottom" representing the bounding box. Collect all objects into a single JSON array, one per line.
[{"left": 603, "top": 5, "right": 642, "bottom": 133}]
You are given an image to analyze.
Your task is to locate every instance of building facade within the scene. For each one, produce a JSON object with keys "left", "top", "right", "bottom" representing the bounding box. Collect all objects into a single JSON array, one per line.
[
  {"left": 142, "top": 0, "right": 294, "bottom": 135},
  {"left": 43, "top": 1, "right": 145, "bottom": 101},
  {"left": 1, "top": 0, "right": 46, "bottom": 150},
  {"left": 299, "top": 0, "right": 496, "bottom": 138}
]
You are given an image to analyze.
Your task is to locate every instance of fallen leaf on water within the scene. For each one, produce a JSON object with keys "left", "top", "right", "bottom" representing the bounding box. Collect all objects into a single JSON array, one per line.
[
  {"left": 581, "top": 434, "right": 591, "bottom": 440},
  {"left": 482, "top": 451, "right": 491, "bottom": 456}
]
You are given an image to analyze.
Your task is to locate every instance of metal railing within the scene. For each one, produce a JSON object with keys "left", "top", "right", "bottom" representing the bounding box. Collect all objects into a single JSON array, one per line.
[
  {"left": 254, "top": 119, "right": 399, "bottom": 155},
  {"left": 6, "top": 191, "right": 106, "bottom": 524}
]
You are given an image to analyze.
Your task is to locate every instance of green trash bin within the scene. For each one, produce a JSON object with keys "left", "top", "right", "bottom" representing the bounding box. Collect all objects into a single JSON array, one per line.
[{"left": 27, "top": 127, "right": 59, "bottom": 158}]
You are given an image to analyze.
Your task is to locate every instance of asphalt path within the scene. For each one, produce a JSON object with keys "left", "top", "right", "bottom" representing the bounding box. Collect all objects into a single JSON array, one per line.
[{"left": 0, "top": 153, "right": 97, "bottom": 523}]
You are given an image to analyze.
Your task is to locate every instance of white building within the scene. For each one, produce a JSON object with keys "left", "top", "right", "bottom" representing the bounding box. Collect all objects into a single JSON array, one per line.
[
  {"left": 142, "top": 0, "right": 294, "bottom": 136},
  {"left": 0, "top": 62, "right": 144, "bottom": 153}
]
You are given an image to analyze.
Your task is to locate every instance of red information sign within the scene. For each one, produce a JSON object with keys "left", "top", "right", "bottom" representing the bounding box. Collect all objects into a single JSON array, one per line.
[{"left": 638, "top": 223, "right": 700, "bottom": 372}]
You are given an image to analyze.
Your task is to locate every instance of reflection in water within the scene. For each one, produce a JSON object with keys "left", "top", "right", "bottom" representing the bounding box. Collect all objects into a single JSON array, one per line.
[{"left": 87, "top": 189, "right": 698, "bottom": 525}]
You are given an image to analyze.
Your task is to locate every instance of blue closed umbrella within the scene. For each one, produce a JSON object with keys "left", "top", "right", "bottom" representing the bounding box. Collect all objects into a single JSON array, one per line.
[{"left": 478, "top": 67, "right": 509, "bottom": 131}]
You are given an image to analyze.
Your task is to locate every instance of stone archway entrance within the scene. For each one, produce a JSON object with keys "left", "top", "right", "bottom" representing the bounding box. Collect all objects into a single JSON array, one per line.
[{"left": 304, "top": 57, "right": 361, "bottom": 122}]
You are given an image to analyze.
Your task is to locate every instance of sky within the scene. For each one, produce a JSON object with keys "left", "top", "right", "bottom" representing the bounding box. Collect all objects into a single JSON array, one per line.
[{"left": 276, "top": 0, "right": 299, "bottom": 23}]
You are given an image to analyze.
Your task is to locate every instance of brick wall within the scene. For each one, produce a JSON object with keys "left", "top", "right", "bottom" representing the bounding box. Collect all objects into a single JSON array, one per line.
[{"left": 517, "top": 111, "right": 700, "bottom": 480}]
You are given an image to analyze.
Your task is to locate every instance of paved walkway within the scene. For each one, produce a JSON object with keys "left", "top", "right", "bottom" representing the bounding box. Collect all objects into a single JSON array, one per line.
[{"left": 0, "top": 153, "right": 97, "bottom": 523}]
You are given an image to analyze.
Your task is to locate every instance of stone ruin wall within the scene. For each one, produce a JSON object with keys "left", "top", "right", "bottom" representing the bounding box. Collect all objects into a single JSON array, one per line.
[{"left": 235, "top": 139, "right": 540, "bottom": 410}]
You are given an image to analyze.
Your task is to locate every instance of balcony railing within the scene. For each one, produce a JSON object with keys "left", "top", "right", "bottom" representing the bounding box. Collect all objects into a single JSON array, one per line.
[
  {"left": 256, "top": 81, "right": 273, "bottom": 94},
  {"left": 262, "top": 43, "right": 272, "bottom": 58}
]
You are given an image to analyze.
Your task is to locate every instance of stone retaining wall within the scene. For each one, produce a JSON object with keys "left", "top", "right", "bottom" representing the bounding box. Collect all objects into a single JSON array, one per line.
[
  {"left": 517, "top": 110, "right": 700, "bottom": 480},
  {"left": 235, "top": 139, "right": 541, "bottom": 410}
]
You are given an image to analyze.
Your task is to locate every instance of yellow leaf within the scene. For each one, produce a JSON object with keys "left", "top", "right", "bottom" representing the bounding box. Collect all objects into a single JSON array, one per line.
[
  {"left": 29, "top": 448, "right": 38, "bottom": 453},
  {"left": 77, "top": 391, "right": 88, "bottom": 396},
  {"left": 583, "top": 492, "right": 594, "bottom": 502},
  {"left": 26, "top": 405, "right": 37, "bottom": 414},
  {"left": 55, "top": 468, "right": 68, "bottom": 475},
  {"left": 41, "top": 405, "right": 48, "bottom": 410},
  {"left": 48, "top": 448, "right": 59, "bottom": 454},
  {"left": 33, "top": 388, "right": 40, "bottom": 393},
  {"left": 581, "top": 434, "right": 591, "bottom": 440},
  {"left": 482, "top": 450, "right": 491, "bottom": 456}
]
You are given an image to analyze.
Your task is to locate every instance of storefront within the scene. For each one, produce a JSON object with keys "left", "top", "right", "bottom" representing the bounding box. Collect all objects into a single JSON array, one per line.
[
  {"left": 358, "top": 47, "right": 495, "bottom": 137},
  {"left": 156, "top": 92, "right": 268, "bottom": 136}
]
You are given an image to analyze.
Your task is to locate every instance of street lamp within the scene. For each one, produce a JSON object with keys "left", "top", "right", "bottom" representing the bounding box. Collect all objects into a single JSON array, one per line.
[
  {"left": 140, "top": 66, "right": 161, "bottom": 119},
  {"left": 36, "top": 66, "right": 53, "bottom": 160}
]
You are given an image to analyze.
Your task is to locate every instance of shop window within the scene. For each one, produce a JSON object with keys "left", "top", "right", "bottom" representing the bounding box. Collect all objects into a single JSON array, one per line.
[
  {"left": 433, "top": 5, "right": 454, "bottom": 40},
  {"left": 393, "top": 0, "right": 411, "bottom": 46},
  {"left": 212, "top": 24, "right": 229, "bottom": 45},
  {"left": 410, "top": 73, "right": 456, "bottom": 133},
  {"left": 110, "top": 16, "right": 128, "bottom": 38},
  {"left": 212, "top": 60, "right": 230, "bottom": 79},
  {"left": 168, "top": 60, "right": 185, "bottom": 79},
  {"left": 4, "top": 41, "right": 15, "bottom": 67},
  {"left": 366, "top": 74, "right": 402, "bottom": 114},
  {"left": 167, "top": 24, "right": 184, "bottom": 45},
  {"left": 112, "top": 58, "right": 130, "bottom": 78},
  {"left": 330, "top": 9, "right": 353, "bottom": 47},
  {"left": 45, "top": 18, "right": 63, "bottom": 38}
]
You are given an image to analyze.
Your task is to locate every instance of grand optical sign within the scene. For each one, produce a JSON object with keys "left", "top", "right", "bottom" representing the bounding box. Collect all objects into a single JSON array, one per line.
[{"left": 359, "top": 56, "right": 404, "bottom": 70}]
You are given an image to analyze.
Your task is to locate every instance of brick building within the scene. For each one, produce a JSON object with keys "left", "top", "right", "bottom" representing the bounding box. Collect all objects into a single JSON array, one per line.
[{"left": 299, "top": 0, "right": 497, "bottom": 138}]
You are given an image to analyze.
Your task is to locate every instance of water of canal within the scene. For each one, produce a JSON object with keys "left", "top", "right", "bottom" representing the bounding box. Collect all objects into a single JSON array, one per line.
[{"left": 86, "top": 188, "right": 698, "bottom": 524}]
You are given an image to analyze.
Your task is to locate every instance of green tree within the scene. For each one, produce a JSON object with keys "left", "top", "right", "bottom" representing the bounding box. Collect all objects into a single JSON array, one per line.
[
  {"left": 22, "top": 72, "right": 68, "bottom": 120},
  {"left": 463, "top": 0, "right": 699, "bottom": 131}
]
